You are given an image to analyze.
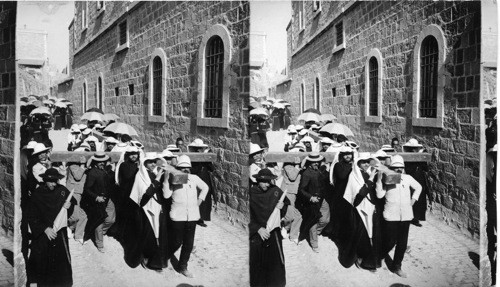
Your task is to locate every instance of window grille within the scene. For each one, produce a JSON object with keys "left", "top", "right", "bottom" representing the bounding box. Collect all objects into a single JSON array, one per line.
[
  {"left": 369, "top": 57, "right": 378, "bottom": 116},
  {"left": 152, "top": 57, "right": 162, "bottom": 116},
  {"left": 346, "top": 84, "right": 351, "bottom": 96},
  {"left": 419, "top": 36, "right": 438, "bottom": 118},
  {"left": 98, "top": 77, "right": 103, "bottom": 110},
  {"left": 204, "top": 36, "right": 224, "bottom": 118}
]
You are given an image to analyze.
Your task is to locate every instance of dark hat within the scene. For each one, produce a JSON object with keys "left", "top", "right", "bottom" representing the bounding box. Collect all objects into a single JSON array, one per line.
[
  {"left": 40, "top": 168, "right": 65, "bottom": 182},
  {"left": 253, "top": 168, "right": 277, "bottom": 182}
]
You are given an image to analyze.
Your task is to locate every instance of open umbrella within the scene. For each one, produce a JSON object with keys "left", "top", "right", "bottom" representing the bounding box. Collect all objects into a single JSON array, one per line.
[
  {"left": 29, "top": 106, "right": 51, "bottom": 116},
  {"left": 304, "top": 108, "right": 321, "bottom": 115},
  {"left": 319, "top": 122, "right": 354, "bottom": 137},
  {"left": 86, "top": 107, "right": 104, "bottom": 114},
  {"left": 53, "top": 189, "right": 75, "bottom": 232},
  {"left": 267, "top": 98, "right": 276, "bottom": 103},
  {"left": 103, "top": 113, "right": 120, "bottom": 121},
  {"left": 28, "top": 95, "right": 39, "bottom": 102},
  {"left": 320, "top": 114, "right": 337, "bottom": 122},
  {"left": 104, "top": 122, "right": 138, "bottom": 136},
  {"left": 81, "top": 111, "right": 105, "bottom": 122},
  {"left": 261, "top": 100, "right": 272, "bottom": 107},
  {"left": 28, "top": 100, "right": 42, "bottom": 107},
  {"left": 249, "top": 107, "right": 269, "bottom": 117},
  {"left": 54, "top": 102, "right": 67, "bottom": 108},
  {"left": 297, "top": 112, "right": 320, "bottom": 123},
  {"left": 43, "top": 99, "right": 54, "bottom": 106},
  {"left": 273, "top": 102, "right": 286, "bottom": 109}
]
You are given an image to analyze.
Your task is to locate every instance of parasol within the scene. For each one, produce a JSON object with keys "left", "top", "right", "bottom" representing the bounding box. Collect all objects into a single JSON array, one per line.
[
  {"left": 297, "top": 112, "right": 320, "bottom": 123},
  {"left": 103, "top": 113, "right": 120, "bottom": 121},
  {"left": 29, "top": 106, "right": 51, "bottom": 116},
  {"left": 319, "top": 113, "right": 337, "bottom": 122},
  {"left": 104, "top": 122, "right": 138, "bottom": 136},
  {"left": 249, "top": 107, "right": 269, "bottom": 117},
  {"left": 319, "top": 122, "right": 354, "bottom": 137},
  {"left": 54, "top": 102, "right": 67, "bottom": 108},
  {"left": 81, "top": 111, "right": 104, "bottom": 122},
  {"left": 273, "top": 102, "right": 286, "bottom": 109}
]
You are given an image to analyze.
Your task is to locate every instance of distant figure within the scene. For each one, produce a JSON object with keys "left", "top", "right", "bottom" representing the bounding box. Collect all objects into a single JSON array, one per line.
[
  {"left": 391, "top": 137, "right": 401, "bottom": 152},
  {"left": 176, "top": 137, "right": 187, "bottom": 153},
  {"left": 402, "top": 139, "right": 428, "bottom": 227}
]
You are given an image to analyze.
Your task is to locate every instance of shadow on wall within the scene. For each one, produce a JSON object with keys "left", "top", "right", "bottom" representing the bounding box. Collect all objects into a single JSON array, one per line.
[
  {"left": 468, "top": 251, "right": 479, "bottom": 269},
  {"left": 1, "top": 249, "right": 13, "bottom": 267}
]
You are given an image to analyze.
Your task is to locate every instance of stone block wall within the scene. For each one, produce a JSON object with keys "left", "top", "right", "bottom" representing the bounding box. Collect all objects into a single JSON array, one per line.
[
  {"left": 284, "top": 1, "right": 481, "bottom": 236},
  {"left": 19, "top": 68, "right": 48, "bottom": 97},
  {"left": 66, "top": 1, "right": 250, "bottom": 226}
]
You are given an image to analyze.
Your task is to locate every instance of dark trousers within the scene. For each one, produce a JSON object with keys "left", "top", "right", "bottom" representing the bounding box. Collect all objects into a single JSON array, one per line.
[
  {"left": 170, "top": 221, "right": 197, "bottom": 270},
  {"left": 382, "top": 221, "right": 410, "bottom": 270}
]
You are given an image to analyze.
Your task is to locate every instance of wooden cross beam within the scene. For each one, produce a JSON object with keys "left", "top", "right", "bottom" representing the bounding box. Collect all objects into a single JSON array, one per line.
[
  {"left": 50, "top": 151, "right": 217, "bottom": 163},
  {"left": 264, "top": 152, "right": 431, "bottom": 163}
]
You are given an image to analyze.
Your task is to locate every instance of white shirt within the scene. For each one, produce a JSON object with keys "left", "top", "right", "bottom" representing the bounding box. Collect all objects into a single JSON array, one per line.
[
  {"left": 249, "top": 163, "right": 261, "bottom": 183},
  {"left": 163, "top": 173, "right": 209, "bottom": 221},
  {"left": 376, "top": 173, "right": 422, "bottom": 221}
]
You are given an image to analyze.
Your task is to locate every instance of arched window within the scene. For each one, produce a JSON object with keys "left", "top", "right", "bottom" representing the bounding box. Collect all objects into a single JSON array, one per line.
[
  {"left": 368, "top": 58, "right": 378, "bottom": 116},
  {"left": 97, "top": 76, "right": 103, "bottom": 110},
  {"left": 412, "top": 24, "right": 446, "bottom": 128},
  {"left": 315, "top": 77, "right": 320, "bottom": 111},
  {"left": 197, "top": 24, "right": 232, "bottom": 128},
  {"left": 204, "top": 36, "right": 224, "bottom": 118},
  {"left": 365, "top": 48, "right": 383, "bottom": 123},
  {"left": 152, "top": 56, "right": 162, "bottom": 116},
  {"left": 148, "top": 48, "right": 167, "bottom": 122},
  {"left": 419, "top": 36, "right": 438, "bottom": 118}
]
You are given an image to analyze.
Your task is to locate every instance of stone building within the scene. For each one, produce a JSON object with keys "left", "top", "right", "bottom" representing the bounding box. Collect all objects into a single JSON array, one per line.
[
  {"left": 279, "top": 1, "right": 484, "bottom": 237},
  {"left": 60, "top": 1, "right": 250, "bottom": 225}
]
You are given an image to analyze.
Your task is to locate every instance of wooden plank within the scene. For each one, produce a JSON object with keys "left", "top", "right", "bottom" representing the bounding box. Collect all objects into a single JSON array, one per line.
[
  {"left": 50, "top": 151, "right": 217, "bottom": 163},
  {"left": 264, "top": 152, "right": 431, "bottom": 163}
]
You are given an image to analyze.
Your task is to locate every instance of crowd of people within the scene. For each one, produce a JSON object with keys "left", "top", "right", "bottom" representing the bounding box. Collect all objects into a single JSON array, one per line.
[
  {"left": 20, "top": 112, "right": 216, "bottom": 286},
  {"left": 249, "top": 118, "right": 430, "bottom": 287}
]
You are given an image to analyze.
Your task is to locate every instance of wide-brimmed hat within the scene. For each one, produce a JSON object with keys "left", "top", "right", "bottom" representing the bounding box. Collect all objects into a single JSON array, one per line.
[
  {"left": 287, "top": 125, "right": 297, "bottom": 134},
  {"left": 87, "top": 151, "right": 110, "bottom": 168},
  {"left": 338, "top": 145, "right": 354, "bottom": 154},
  {"left": 319, "top": 137, "right": 335, "bottom": 145},
  {"left": 250, "top": 143, "right": 264, "bottom": 155},
  {"left": 143, "top": 152, "right": 161, "bottom": 162},
  {"left": 32, "top": 143, "right": 50, "bottom": 156},
  {"left": 131, "top": 140, "right": 144, "bottom": 149},
  {"left": 124, "top": 145, "right": 140, "bottom": 154},
  {"left": 372, "top": 149, "right": 390, "bottom": 159},
  {"left": 253, "top": 168, "right": 277, "bottom": 182},
  {"left": 85, "top": 135, "right": 98, "bottom": 143},
  {"left": 293, "top": 142, "right": 306, "bottom": 152},
  {"left": 381, "top": 144, "right": 395, "bottom": 152},
  {"left": 298, "top": 129, "right": 308, "bottom": 136},
  {"left": 310, "top": 124, "right": 320, "bottom": 130},
  {"left": 160, "top": 149, "right": 177, "bottom": 159},
  {"left": 295, "top": 125, "right": 304, "bottom": 131},
  {"left": 82, "top": 128, "right": 92, "bottom": 135},
  {"left": 403, "top": 138, "right": 423, "bottom": 150},
  {"left": 40, "top": 168, "right": 65, "bottom": 182},
  {"left": 78, "top": 124, "right": 87, "bottom": 131},
  {"left": 94, "top": 123, "right": 103, "bottom": 129},
  {"left": 70, "top": 124, "right": 80, "bottom": 133},
  {"left": 357, "top": 152, "right": 373, "bottom": 163},
  {"left": 104, "top": 137, "right": 119, "bottom": 144},
  {"left": 301, "top": 152, "right": 324, "bottom": 168},
  {"left": 300, "top": 136, "right": 314, "bottom": 143},
  {"left": 188, "top": 138, "right": 208, "bottom": 148},
  {"left": 176, "top": 155, "right": 192, "bottom": 168},
  {"left": 23, "top": 141, "right": 38, "bottom": 150},
  {"left": 345, "top": 141, "right": 359, "bottom": 150},
  {"left": 390, "top": 155, "right": 405, "bottom": 168},
  {"left": 166, "top": 144, "right": 181, "bottom": 152}
]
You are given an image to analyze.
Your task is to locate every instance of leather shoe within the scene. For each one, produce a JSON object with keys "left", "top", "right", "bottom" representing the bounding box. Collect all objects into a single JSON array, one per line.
[
  {"left": 197, "top": 221, "right": 207, "bottom": 227},
  {"left": 180, "top": 269, "right": 194, "bottom": 278},
  {"left": 411, "top": 220, "right": 422, "bottom": 227},
  {"left": 394, "top": 269, "right": 407, "bottom": 278}
]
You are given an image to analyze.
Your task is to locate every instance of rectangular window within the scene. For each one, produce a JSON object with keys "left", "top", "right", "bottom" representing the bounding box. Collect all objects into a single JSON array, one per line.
[
  {"left": 335, "top": 22, "right": 343, "bottom": 47},
  {"left": 332, "top": 88, "right": 336, "bottom": 97},
  {"left": 81, "top": 2, "right": 88, "bottom": 30},
  {"left": 119, "top": 21, "right": 127, "bottom": 46},
  {"left": 2, "top": 73, "right": 9, "bottom": 88},
  {"left": 346, "top": 84, "right": 351, "bottom": 96},
  {"left": 115, "top": 87, "right": 119, "bottom": 97},
  {"left": 3, "top": 27, "right": 10, "bottom": 44},
  {"left": 129, "top": 84, "right": 134, "bottom": 96},
  {"left": 204, "top": 37, "right": 224, "bottom": 118}
]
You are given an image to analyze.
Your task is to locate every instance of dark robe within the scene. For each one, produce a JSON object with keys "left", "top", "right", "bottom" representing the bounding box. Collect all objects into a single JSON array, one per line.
[
  {"left": 249, "top": 184, "right": 288, "bottom": 287},
  {"left": 271, "top": 109, "right": 281, "bottom": 131},
  {"left": 113, "top": 160, "right": 140, "bottom": 241},
  {"left": 323, "top": 160, "right": 353, "bottom": 239},
  {"left": 27, "top": 184, "right": 75, "bottom": 286},
  {"left": 351, "top": 171, "right": 383, "bottom": 270},
  {"left": 81, "top": 167, "right": 115, "bottom": 242},
  {"left": 257, "top": 118, "right": 270, "bottom": 148},
  {"left": 295, "top": 166, "right": 329, "bottom": 242},
  {"left": 123, "top": 171, "right": 168, "bottom": 270},
  {"left": 283, "top": 108, "right": 291, "bottom": 128},
  {"left": 405, "top": 162, "right": 428, "bottom": 221},
  {"left": 65, "top": 107, "right": 73, "bottom": 129},
  {"left": 53, "top": 107, "right": 64, "bottom": 130},
  {"left": 191, "top": 162, "right": 214, "bottom": 221}
]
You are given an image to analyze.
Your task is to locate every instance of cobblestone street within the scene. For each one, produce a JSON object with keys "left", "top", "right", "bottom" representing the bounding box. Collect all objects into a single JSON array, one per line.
[{"left": 0, "top": 233, "right": 13, "bottom": 287}]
